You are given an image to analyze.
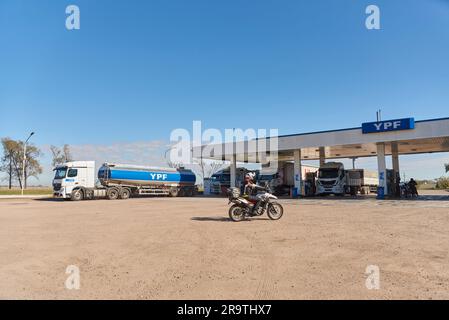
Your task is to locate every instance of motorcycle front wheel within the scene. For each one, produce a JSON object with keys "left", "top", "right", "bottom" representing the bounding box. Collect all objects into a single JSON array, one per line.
[
  {"left": 229, "top": 204, "right": 246, "bottom": 222},
  {"left": 267, "top": 202, "right": 283, "bottom": 220}
]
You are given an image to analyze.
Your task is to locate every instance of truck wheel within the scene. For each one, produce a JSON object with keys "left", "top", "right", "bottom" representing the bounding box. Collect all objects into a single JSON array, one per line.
[
  {"left": 107, "top": 187, "right": 120, "bottom": 200},
  {"left": 169, "top": 188, "right": 178, "bottom": 197},
  {"left": 350, "top": 186, "right": 357, "bottom": 196},
  {"left": 71, "top": 189, "right": 83, "bottom": 201},
  {"left": 120, "top": 188, "right": 131, "bottom": 200}
]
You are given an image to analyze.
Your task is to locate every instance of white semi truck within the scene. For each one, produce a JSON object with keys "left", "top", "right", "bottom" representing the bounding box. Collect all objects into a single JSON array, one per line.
[
  {"left": 208, "top": 167, "right": 253, "bottom": 195},
  {"left": 52, "top": 161, "right": 196, "bottom": 200},
  {"left": 316, "top": 162, "right": 378, "bottom": 196}
]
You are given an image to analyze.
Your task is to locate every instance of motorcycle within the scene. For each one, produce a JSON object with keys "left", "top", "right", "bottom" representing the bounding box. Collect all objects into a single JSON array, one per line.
[
  {"left": 226, "top": 185, "right": 284, "bottom": 222},
  {"left": 400, "top": 182, "right": 418, "bottom": 198},
  {"left": 400, "top": 182, "right": 411, "bottom": 198}
]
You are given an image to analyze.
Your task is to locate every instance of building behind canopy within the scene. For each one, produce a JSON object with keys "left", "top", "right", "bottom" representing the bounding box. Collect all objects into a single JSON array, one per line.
[{"left": 194, "top": 117, "right": 449, "bottom": 198}]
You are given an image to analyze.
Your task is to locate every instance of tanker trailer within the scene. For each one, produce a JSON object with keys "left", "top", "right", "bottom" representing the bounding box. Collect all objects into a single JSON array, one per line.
[{"left": 53, "top": 161, "right": 196, "bottom": 201}]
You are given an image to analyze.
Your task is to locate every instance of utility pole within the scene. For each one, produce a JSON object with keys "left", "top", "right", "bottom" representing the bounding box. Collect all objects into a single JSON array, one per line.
[
  {"left": 352, "top": 157, "right": 357, "bottom": 169},
  {"left": 21, "top": 132, "right": 34, "bottom": 196},
  {"left": 9, "top": 155, "right": 12, "bottom": 189},
  {"left": 376, "top": 109, "right": 382, "bottom": 122}
]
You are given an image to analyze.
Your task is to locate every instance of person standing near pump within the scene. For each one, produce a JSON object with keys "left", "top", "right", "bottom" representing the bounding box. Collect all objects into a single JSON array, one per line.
[{"left": 408, "top": 178, "right": 418, "bottom": 198}]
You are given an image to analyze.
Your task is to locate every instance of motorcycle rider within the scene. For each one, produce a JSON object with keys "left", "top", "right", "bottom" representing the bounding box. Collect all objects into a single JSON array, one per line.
[{"left": 243, "top": 172, "right": 267, "bottom": 215}]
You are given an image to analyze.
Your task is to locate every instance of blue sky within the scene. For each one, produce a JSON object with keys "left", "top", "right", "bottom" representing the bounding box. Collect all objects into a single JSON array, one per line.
[{"left": 1, "top": 0, "right": 449, "bottom": 184}]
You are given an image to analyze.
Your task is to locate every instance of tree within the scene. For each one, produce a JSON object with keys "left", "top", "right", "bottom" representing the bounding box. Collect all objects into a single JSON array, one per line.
[
  {"left": 436, "top": 176, "right": 449, "bottom": 190},
  {"left": 63, "top": 144, "right": 73, "bottom": 162},
  {"left": 0, "top": 138, "right": 42, "bottom": 189},
  {"left": 50, "top": 144, "right": 73, "bottom": 167},
  {"left": 193, "top": 158, "right": 226, "bottom": 186},
  {"left": 1, "top": 138, "right": 21, "bottom": 188},
  {"left": 445, "top": 163, "right": 449, "bottom": 173},
  {"left": 167, "top": 161, "right": 184, "bottom": 169},
  {"left": 22, "top": 142, "right": 43, "bottom": 188}
]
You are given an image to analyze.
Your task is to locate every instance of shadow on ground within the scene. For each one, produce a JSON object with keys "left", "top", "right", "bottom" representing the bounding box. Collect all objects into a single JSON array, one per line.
[
  {"left": 33, "top": 197, "right": 66, "bottom": 202},
  {"left": 191, "top": 216, "right": 232, "bottom": 222},
  {"left": 297, "top": 194, "right": 449, "bottom": 202},
  {"left": 191, "top": 216, "right": 271, "bottom": 222}
]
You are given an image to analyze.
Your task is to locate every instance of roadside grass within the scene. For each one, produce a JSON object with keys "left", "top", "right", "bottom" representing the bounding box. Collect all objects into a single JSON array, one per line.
[
  {"left": 0, "top": 188, "right": 53, "bottom": 195},
  {"left": 418, "top": 183, "right": 437, "bottom": 190}
]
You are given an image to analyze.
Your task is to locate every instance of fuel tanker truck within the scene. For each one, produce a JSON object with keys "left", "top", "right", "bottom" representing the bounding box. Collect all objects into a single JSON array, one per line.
[{"left": 52, "top": 161, "right": 196, "bottom": 201}]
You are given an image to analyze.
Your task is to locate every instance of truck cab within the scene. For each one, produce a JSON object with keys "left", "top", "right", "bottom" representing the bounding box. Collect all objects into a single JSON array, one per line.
[
  {"left": 209, "top": 168, "right": 257, "bottom": 195},
  {"left": 316, "top": 162, "right": 346, "bottom": 196},
  {"left": 210, "top": 171, "right": 231, "bottom": 194},
  {"left": 53, "top": 161, "right": 95, "bottom": 199}
]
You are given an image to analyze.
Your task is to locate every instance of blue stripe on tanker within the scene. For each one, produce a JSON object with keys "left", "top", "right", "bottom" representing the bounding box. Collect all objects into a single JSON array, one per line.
[{"left": 109, "top": 169, "right": 195, "bottom": 184}]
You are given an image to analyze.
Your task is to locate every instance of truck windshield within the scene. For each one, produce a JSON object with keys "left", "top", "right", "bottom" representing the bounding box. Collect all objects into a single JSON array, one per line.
[
  {"left": 54, "top": 167, "right": 67, "bottom": 179},
  {"left": 319, "top": 169, "right": 339, "bottom": 179}
]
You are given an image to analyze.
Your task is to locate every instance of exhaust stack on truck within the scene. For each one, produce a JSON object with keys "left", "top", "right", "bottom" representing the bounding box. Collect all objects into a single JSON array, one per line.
[{"left": 53, "top": 161, "right": 196, "bottom": 200}]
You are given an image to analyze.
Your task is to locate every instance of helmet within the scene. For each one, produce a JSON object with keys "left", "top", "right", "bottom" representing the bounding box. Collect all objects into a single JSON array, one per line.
[{"left": 245, "top": 172, "right": 256, "bottom": 181}]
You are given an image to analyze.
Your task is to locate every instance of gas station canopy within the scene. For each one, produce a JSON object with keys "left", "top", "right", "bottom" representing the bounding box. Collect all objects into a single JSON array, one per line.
[
  {"left": 194, "top": 117, "right": 449, "bottom": 198},
  {"left": 196, "top": 117, "right": 449, "bottom": 162}
]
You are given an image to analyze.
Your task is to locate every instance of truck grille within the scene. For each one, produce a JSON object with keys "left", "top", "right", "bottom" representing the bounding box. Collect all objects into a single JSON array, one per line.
[
  {"left": 53, "top": 183, "right": 61, "bottom": 191},
  {"left": 320, "top": 180, "right": 336, "bottom": 186}
]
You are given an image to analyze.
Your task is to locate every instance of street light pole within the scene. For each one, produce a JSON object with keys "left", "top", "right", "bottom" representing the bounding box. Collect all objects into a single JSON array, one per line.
[{"left": 21, "top": 132, "right": 34, "bottom": 196}]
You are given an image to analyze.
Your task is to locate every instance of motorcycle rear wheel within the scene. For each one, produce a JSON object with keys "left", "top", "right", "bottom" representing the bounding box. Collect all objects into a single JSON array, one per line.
[
  {"left": 229, "top": 204, "right": 246, "bottom": 222},
  {"left": 267, "top": 202, "right": 283, "bottom": 220}
]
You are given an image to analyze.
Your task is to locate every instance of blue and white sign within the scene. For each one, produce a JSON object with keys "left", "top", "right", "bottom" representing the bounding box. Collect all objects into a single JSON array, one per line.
[{"left": 362, "top": 118, "right": 415, "bottom": 134}]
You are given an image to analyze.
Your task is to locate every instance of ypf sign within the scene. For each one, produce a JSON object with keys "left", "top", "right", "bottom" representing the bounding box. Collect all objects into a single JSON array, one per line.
[{"left": 362, "top": 118, "right": 415, "bottom": 134}]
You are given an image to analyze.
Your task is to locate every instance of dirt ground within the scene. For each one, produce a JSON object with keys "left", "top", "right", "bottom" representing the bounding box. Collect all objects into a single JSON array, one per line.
[{"left": 1, "top": 191, "right": 449, "bottom": 300}]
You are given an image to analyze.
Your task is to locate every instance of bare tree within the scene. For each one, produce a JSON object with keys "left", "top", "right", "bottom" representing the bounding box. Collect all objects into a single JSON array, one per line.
[
  {"left": 194, "top": 158, "right": 226, "bottom": 186},
  {"left": 63, "top": 144, "right": 73, "bottom": 162},
  {"left": 20, "top": 141, "right": 42, "bottom": 189},
  {"left": 167, "top": 161, "right": 184, "bottom": 169},
  {"left": 50, "top": 144, "right": 73, "bottom": 167}
]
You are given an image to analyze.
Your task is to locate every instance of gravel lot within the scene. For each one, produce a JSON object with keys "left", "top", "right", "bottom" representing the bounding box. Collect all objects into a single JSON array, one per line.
[{"left": 1, "top": 191, "right": 448, "bottom": 299}]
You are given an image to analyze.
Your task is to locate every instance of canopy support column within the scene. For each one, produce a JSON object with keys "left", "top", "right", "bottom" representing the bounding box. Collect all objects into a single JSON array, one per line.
[
  {"left": 392, "top": 142, "right": 400, "bottom": 197},
  {"left": 319, "top": 147, "right": 325, "bottom": 166},
  {"left": 294, "top": 149, "right": 302, "bottom": 196},
  {"left": 230, "top": 154, "right": 237, "bottom": 188},
  {"left": 377, "top": 143, "right": 388, "bottom": 199}
]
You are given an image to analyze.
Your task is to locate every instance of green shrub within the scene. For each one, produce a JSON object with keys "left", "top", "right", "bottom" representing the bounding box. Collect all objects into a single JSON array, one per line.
[{"left": 435, "top": 177, "right": 449, "bottom": 190}]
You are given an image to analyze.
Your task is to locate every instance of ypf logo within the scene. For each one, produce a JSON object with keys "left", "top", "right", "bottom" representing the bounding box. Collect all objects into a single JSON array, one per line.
[
  {"left": 150, "top": 173, "right": 168, "bottom": 180},
  {"left": 373, "top": 121, "right": 402, "bottom": 131}
]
